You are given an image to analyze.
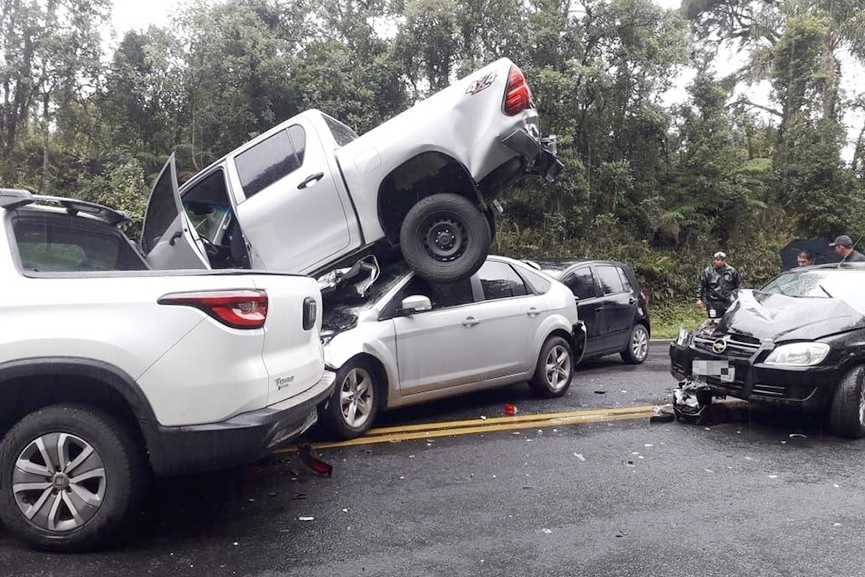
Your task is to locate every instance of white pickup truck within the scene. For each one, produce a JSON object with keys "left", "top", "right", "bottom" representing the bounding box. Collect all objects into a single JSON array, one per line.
[
  {"left": 0, "top": 188, "right": 333, "bottom": 552},
  {"left": 142, "top": 58, "right": 562, "bottom": 283}
]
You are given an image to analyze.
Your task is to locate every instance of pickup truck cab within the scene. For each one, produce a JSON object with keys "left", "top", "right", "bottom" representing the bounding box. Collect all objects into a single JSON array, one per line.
[
  {"left": 143, "top": 58, "right": 562, "bottom": 282},
  {"left": 0, "top": 188, "right": 333, "bottom": 552}
]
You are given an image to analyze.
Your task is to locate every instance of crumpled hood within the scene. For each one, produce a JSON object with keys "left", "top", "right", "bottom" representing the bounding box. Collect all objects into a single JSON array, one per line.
[{"left": 716, "top": 289, "right": 865, "bottom": 341}]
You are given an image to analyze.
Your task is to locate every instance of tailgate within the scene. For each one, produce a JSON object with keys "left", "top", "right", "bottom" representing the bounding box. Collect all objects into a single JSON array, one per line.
[{"left": 249, "top": 274, "right": 325, "bottom": 405}]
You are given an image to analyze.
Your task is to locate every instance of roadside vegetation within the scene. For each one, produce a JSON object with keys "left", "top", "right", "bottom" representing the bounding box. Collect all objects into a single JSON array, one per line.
[{"left": 2, "top": 0, "right": 864, "bottom": 333}]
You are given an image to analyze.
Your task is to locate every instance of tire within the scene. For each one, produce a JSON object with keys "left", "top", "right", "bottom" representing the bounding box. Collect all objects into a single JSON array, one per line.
[
  {"left": 828, "top": 365, "right": 865, "bottom": 439},
  {"left": 528, "top": 336, "right": 574, "bottom": 399},
  {"left": 322, "top": 359, "right": 381, "bottom": 440},
  {"left": 484, "top": 208, "right": 497, "bottom": 243},
  {"left": 620, "top": 324, "right": 649, "bottom": 364},
  {"left": 399, "top": 193, "right": 491, "bottom": 282},
  {"left": 0, "top": 404, "right": 147, "bottom": 552}
]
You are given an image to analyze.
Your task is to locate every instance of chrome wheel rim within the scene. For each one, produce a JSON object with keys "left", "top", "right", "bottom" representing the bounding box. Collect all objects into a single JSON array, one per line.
[
  {"left": 544, "top": 344, "right": 572, "bottom": 391},
  {"left": 631, "top": 326, "right": 649, "bottom": 361},
  {"left": 340, "top": 367, "right": 375, "bottom": 429},
  {"left": 12, "top": 432, "right": 106, "bottom": 532}
]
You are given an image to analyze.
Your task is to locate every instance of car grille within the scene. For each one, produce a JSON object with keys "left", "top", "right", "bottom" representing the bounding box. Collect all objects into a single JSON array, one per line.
[{"left": 693, "top": 333, "right": 761, "bottom": 359}]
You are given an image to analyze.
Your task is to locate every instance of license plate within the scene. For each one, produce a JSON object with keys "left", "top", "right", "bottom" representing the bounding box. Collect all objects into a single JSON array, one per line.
[{"left": 692, "top": 360, "right": 735, "bottom": 383}]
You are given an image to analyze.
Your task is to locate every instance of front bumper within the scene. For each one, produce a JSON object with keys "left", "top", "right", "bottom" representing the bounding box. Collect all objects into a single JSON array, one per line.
[
  {"left": 143, "top": 371, "right": 336, "bottom": 477},
  {"left": 669, "top": 340, "right": 844, "bottom": 411}
]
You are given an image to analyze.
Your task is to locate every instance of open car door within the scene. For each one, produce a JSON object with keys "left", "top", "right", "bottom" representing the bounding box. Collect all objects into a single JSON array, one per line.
[{"left": 141, "top": 154, "right": 210, "bottom": 270}]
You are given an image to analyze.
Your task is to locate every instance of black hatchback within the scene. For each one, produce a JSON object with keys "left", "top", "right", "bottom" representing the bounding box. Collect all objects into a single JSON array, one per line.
[{"left": 534, "top": 260, "right": 651, "bottom": 364}]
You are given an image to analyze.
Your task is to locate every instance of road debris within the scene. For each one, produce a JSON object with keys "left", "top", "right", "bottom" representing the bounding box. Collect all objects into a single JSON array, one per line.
[{"left": 298, "top": 444, "right": 333, "bottom": 476}]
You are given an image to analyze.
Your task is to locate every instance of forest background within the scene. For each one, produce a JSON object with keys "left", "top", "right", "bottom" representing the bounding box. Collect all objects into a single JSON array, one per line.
[{"left": 2, "top": 0, "right": 864, "bottom": 336}]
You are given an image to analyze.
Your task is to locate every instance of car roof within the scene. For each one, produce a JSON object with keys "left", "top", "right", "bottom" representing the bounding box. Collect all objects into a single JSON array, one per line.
[{"left": 528, "top": 258, "right": 633, "bottom": 274}]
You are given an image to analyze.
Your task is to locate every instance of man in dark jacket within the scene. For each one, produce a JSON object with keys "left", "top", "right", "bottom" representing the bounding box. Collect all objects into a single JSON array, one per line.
[
  {"left": 696, "top": 251, "right": 741, "bottom": 318},
  {"left": 830, "top": 235, "right": 865, "bottom": 263}
]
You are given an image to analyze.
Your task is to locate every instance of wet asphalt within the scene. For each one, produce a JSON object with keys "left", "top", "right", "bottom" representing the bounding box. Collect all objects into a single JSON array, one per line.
[{"left": 2, "top": 342, "right": 864, "bottom": 577}]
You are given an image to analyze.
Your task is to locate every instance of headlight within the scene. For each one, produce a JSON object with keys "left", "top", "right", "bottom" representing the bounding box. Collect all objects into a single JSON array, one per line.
[
  {"left": 764, "top": 342, "right": 830, "bottom": 366},
  {"left": 676, "top": 326, "right": 691, "bottom": 346}
]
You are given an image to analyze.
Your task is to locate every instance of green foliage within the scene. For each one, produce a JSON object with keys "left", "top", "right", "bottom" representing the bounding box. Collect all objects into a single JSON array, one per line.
[{"left": 0, "top": 0, "right": 863, "bottom": 313}]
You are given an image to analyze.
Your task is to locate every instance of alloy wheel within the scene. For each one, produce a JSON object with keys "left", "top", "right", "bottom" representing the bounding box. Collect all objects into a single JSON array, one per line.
[
  {"left": 12, "top": 432, "right": 107, "bottom": 532},
  {"left": 631, "top": 326, "right": 649, "bottom": 361},
  {"left": 544, "top": 344, "right": 572, "bottom": 392},
  {"left": 339, "top": 367, "right": 375, "bottom": 429}
]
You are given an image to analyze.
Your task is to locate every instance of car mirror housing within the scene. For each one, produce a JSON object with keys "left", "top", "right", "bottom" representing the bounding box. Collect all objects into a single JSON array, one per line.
[{"left": 399, "top": 295, "right": 432, "bottom": 316}]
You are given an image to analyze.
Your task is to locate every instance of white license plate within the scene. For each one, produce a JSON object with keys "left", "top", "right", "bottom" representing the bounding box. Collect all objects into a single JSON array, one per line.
[{"left": 692, "top": 360, "right": 735, "bottom": 383}]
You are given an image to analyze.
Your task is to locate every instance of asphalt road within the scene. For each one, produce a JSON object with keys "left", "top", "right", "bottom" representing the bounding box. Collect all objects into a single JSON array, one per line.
[{"left": 2, "top": 342, "right": 864, "bottom": 577}]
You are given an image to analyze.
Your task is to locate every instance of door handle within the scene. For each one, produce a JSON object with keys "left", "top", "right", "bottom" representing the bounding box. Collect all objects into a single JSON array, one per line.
[
  {"left": 527, "top": 307, "right": 540, "bottom": 317},
  {"left": 298, "top": 172, "right": 324, "bottom": 189},
  {"left": 462, "top": 317, "right": 480, "bottom": 327},
  {"left": 594, "top": 306, "right": 603, "bottom": 312}
]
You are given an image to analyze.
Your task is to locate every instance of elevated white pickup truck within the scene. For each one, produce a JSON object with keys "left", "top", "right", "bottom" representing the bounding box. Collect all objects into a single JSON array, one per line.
[
  {"left": 143, "top": 58, "right": 562, "bottom": 282},
  {"left": 0, "top": 187, "right": 333, "bottom": 552}
]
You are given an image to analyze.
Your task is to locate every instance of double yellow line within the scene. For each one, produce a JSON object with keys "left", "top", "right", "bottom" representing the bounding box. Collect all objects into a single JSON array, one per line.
[{"left": 276, "top": 404, "right": 669, "bottom": 452}]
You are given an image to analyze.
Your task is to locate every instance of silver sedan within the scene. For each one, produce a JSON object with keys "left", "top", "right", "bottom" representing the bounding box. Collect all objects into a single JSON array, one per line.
[{"left": 317, "top": 255, "right": 585, "bottom": 439}]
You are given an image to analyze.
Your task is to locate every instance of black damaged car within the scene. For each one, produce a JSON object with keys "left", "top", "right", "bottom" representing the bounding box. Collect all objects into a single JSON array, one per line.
[{"left": 669, "top": 263, "right": 865, "bottom": 438}]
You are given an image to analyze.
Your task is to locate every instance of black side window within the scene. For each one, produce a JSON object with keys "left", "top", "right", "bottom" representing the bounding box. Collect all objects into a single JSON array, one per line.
[
  {"left": 596, "top": 265, "right": 625, "bottom": 295},
  {"left": 564, "top": 267, "right": 596, "bottom": 300},
  {"left": 478, "top": 260, "right": 528, "bottom": 300},
  {"left": 398, "top": 276, "right": 474, "bottom": 310},
  {"left": 235, "top": 126, "right": 306, "bottom": 199},
  {"left": 617, "top": 266, "right": 633, "bottom": 292}
]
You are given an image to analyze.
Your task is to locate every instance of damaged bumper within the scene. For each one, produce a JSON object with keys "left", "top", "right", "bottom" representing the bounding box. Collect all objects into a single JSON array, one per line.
[
  {"left": 499, "top": 126, "right": 564, "bottom": 183},
  {"left": 669, "top": 339, "right": 842, "bottom": 411}
]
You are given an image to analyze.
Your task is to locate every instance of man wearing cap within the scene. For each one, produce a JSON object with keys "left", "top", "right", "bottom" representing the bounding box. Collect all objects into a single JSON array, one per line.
[
  {"left": 830, "top": 235, "right": 865, "bottom": 263},
  {"left": 696, "top": 251, "right": 741, "bottom": 319}
]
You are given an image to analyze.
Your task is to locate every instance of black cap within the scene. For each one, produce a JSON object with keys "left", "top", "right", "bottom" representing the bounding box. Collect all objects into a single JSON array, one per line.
[{"left": 830, "top": 235, "right": 853, "bottom": 248}]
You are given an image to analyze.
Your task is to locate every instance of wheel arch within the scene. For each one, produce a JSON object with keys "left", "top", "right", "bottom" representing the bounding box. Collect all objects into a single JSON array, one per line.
[
  {"left": 0, "top": 358, "right": 154, "bottom": 464},
  {"left": 377, "top": 151, "right": 484, "bottom": 244}
]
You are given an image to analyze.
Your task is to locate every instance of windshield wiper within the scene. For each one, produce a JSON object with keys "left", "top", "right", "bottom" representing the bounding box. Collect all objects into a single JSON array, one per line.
[{"left": 818, "top": 284, "right": 833, "bottom": 298}]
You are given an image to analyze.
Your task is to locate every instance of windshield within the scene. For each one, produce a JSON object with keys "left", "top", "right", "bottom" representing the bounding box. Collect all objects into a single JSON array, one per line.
[{"left": 760, "top": 269, "right": 865, "bottom": 313}]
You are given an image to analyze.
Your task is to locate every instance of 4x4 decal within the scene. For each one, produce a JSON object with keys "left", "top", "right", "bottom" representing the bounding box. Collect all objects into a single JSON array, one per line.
[{"left": 466, "top": 71, "right": 497, "bottom": 95}]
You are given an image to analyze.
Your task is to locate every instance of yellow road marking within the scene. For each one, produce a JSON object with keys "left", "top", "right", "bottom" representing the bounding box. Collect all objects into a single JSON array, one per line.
[{"left": 275, "top": 404, "right": 673, "bottom": 452}]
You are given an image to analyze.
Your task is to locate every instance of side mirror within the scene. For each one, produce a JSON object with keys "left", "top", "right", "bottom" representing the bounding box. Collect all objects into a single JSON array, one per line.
[{"left": 399, "top": 295, "right": 432, "bottom": 316}]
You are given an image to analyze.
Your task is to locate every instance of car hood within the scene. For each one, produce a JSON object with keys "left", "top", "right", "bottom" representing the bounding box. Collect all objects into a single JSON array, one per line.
[{"left": 715, "top": 289, "right": 865, "bottom": 341}]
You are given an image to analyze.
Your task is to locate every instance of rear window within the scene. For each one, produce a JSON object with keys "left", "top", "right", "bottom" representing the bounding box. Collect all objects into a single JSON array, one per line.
[
  {"left": 323, "top": 114, "right": 359, "bottom": 147},
  {"left": 12, "top": 212, "right": 147, "bottom": 272}
]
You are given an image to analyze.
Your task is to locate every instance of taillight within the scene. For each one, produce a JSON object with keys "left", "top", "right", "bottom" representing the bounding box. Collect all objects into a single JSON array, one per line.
[
  {"left": 302, "top": 296, "right": 317, "bottom": 331},
  {"left": 158, "top": 290, "right": 268, "bottom": 329},
  {"left": 640, "top": 289, "right": 650, "bottom": 306},
  {"left": 503, "top": 65, "right": 532, "bottom": 115}
]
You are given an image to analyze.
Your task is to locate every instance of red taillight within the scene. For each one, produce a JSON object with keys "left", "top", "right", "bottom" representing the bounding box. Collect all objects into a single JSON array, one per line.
[
  {"left": 503, "top": 65, "right": 532, "bottom": 115},
  {"left": 640, "top": 289, "right": 650, "bottom": 306},
  {"left": 158, "top": 290, "right": 268, "bottom": 329}
]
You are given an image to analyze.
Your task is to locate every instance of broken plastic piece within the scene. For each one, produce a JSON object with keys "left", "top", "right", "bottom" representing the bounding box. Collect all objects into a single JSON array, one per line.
[
  {"left": 298, "top": 443, "right": 333, "bottom": 477},
  {"left": 504, "top": 403, "right": 518, "bottom": 416}
]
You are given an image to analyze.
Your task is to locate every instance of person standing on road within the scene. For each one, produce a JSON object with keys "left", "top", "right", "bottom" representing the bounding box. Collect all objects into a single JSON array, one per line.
[
  {"left": 829, "top": 235, "right": 865, "bottom": 263},
  {"left": 695, "top": 251, "right": 741, "bottom": 319}
]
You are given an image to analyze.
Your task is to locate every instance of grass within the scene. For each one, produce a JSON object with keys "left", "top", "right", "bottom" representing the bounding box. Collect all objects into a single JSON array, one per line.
[{"left": 650, "top": 301, "right": 708, "bottom": 339}]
